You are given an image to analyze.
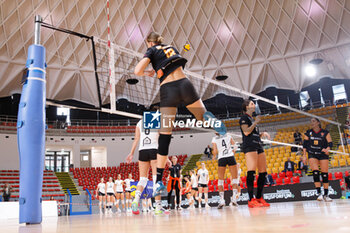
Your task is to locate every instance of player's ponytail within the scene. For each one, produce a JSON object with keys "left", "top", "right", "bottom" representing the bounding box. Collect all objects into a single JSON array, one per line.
[{"left": 147, "top": 32, "right": 164, "bottom": 44}]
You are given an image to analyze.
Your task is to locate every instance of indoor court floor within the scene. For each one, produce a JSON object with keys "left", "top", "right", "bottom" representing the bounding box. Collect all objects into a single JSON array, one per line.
[{"left": 2, "top": 199, "right": 350, "bottom": 233}]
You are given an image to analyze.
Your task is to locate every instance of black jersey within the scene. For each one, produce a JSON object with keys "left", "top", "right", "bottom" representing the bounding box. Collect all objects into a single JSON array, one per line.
[
  {"left": 305, "top": 129, "right": 329, "bottom": 155},
  {"left": 144, "top": 44, "right": 187, "bottom": 83},
  {"left": 169, "top": 163, "right": 181, "bottom": 178},
  {"left": 239, "top": 114, "right": 261, "bottom": 148}
]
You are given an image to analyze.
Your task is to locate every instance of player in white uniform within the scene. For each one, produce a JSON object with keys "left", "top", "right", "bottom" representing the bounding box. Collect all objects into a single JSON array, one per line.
[
  {"left": 124, "top": 173, "right": 134, "bottom": 212},
  {"left": 106, "top": 177, "right": 115, "bottom": 214},
  {"left": 190, "top": 170, "right": 198, "bottom": 209},
  {"left": 212, "top": 133, "right": 239, "bottom": 208},
  {"left": 95, "top": 178, "right": 106, "bottom": 214},
  {"left": 114, "top": 174, "right": 125, "bottom": 213},
  {"left": 126, "top": 119, "right": 165, "bottom": 215},
  {"left": 197, "top": 163, "right": 210, "bottom": 208}
]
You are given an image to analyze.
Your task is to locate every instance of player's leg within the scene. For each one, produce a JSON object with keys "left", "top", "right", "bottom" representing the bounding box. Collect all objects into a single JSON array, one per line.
[
  {"left": 154, "top": 107, "right": 177, "bottom": 196},
  {"left": 198, "top": 186, "right": 203, "bottom": 208},
  {"left": 132, "top": 160, "right": 150, "bottom": 215},
  {"left": 217, "top": 163, "right": 226, "bottom": 209},
  {"left": 309, "top": 158, "right": 322, "bottom": 201},
  {"left": 256, "top": 151, "right": 269, "bottom": 207},
  {"left": 228, "top": 163, "right": 239, "bottom": 206},
  {"left": 245, "top": 151, "right": 262, "bottom": 208},
  {"left": 320, "top": 159, "right": 332, "bottom": 202}
]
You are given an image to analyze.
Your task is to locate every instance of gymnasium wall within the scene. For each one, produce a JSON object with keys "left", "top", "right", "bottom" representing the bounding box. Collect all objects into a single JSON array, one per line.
[{"left": 0, "top": 132, "right": 213, "bottom": 169}]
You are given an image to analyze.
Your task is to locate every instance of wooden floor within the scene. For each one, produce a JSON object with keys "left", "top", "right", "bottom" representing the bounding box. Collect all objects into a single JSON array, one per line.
[{"left": 2, "top": 200, "right": 350, "bottom": 233}]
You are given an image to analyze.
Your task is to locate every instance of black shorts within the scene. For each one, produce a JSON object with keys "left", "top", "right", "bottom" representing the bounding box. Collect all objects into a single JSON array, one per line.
[
  {"left": 242, "top": 145, "right": 264, "bottom": 154},
  {"left": 125, "top": 190, "right": 132, "bottom": 193},
  {"left": 192, "top": 187, "right": 198, "bottom": 191},
  {"left": 308, "top": 153, "right": 329, "bottom": 160},
  {"left": 198, "top": 184, "right": 208, "bottom": 188},
  {"left": 139, "top": 149, "right": 157, "bottom": 162},
  {"left": 98, "top": 191, "right": 105, "bottom": 196},
  {"left": 116, "top": 191, "right": 124, "bottom": 194},
  {"left": 160, "top": 78, "right": 200, "bottom": 107},
  {"left": 218, "top": 156, "right": 237, "bottom": 167},
  {"left": 107, "top": 192, "right": 115, "bottom": 196}
]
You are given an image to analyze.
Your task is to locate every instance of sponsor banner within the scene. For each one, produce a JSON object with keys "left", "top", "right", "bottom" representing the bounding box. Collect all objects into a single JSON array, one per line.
[{"left": 163, "top": 180, "right": 341, "bottom": 208}]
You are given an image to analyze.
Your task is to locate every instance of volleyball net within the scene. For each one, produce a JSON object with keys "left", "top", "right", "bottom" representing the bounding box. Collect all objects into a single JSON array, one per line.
[{"left": 94, "top": 36, "right": 349, "bottom": 156}]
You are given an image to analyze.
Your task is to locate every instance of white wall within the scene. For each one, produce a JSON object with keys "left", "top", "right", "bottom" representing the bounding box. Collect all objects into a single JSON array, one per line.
[
  {"left": 91, "top": 147, "right": 107, "bottom": 167},
  {"left": 0, "top": 132, "right": 213, "bottom": 169},
  {"left": 0, "top": 134, "right": 19, "bottom": 170}
]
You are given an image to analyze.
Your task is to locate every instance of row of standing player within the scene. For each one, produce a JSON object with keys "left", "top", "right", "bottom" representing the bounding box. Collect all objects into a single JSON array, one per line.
[{"left": 94, "top": 174, "right": 135, "bottom": 213}]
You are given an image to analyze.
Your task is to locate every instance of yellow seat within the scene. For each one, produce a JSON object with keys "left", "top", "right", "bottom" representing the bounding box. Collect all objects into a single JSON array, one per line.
[
  {"left": 339, "top": 159, "right": 346, "bottom": 167},
  {"left": 331, "top": 160, "right": 338, "bottom": 167}
]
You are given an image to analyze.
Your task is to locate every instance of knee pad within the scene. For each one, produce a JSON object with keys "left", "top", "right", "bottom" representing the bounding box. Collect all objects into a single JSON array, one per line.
[
  {"left": 321, "top": 172, "right": 329, "bottom": 183},
  {"left": 313, "top": 170, "right": 320, "bottom": 183},
  {"left": 232, "top": 178, "right": 240, "bottom": 185},
  {"left": 218, "top": 180, "right": 224, "bottom": 187},
  {"left": 158, "top": 134, "right": 172, "bottom": 155},
  {"left": 204, "top": 193, "right": 208, "bottom": 199},
  {"left": 121, "top": 200, "right": 125, "bottom": 205},
  {"left": 138, "top": 177, "right": 148, "bottom": 188}
]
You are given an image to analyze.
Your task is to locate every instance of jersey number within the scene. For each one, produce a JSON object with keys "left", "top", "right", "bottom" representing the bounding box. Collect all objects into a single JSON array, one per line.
[
  {"left": 164, "top": 48, "right": 176, "bottom": 58},
  {"left": 145, "top": 128, "right": 150, "bottom": 135},
  {"left": 222, "top": 140, "right": 227, "bottom": 148}
]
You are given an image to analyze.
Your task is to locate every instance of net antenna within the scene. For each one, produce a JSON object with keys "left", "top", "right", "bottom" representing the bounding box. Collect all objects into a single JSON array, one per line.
[{"left": 107, "top": 0, "right": 116, "bottom": 112}]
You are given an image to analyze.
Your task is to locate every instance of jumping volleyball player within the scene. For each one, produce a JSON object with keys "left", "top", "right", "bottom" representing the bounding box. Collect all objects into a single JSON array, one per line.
[
  {"left": 211, "top": 133, "right": 239, "bottom": 208},
  {"left": 303, "top": 118, "right": 333, "bottom": 202},
  {"left": 126, "top": 118, "right": 162, "bottom": 215},
  {"left": 240, "top": 100, "right": 270, "bottom": 208},
  {"left": 134, "top": 32, "right": 226, "bottom": 206}
]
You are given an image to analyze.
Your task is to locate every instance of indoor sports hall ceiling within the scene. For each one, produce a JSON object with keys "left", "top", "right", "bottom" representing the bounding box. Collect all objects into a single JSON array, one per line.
[{"left": 1, "top": 0, "right": 350, "bottom": 107}]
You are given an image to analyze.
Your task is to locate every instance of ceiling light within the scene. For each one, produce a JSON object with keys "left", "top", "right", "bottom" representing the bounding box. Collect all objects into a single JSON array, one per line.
[
  {"left": 304, "top": 65, "right": 316, "bottom": 77},
  {"left": 215, "top": 69, "right": 228, "bottom": 81}
]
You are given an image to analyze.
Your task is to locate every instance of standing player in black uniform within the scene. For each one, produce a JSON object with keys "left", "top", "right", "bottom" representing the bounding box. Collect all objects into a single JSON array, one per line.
[
  {"left": 167, "top": 156, "right": 182, "bottom": 210},
  {"left": 303, "top": 118, "right": 333, "bottom": 202},
  {"left": 134, "top": 32, "right": 226, "bottom": 197},
  {"left": 239, "top": 100, "right": 270, "bottom": 208}
]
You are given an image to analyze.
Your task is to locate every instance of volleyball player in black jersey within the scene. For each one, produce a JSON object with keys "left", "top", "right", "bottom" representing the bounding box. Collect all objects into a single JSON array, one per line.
[
  {"left": 134, "top": 32, "right": 226, "bottom": 198},
  {"left": 303, "top": 118, "right": 333, "bottom": 202},
  {"left": 239, "top": 100, "right": 270, "bottom": 208}
]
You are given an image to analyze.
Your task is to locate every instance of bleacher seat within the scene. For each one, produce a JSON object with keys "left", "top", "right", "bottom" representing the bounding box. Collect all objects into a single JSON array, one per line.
[{"left": 275, "top": 178, "right": 283, "bottom": 185}]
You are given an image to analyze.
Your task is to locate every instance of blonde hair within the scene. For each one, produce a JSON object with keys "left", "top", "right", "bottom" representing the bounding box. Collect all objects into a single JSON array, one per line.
[{"left": 147, "top": 32, "right": 164, "bottom": 44}]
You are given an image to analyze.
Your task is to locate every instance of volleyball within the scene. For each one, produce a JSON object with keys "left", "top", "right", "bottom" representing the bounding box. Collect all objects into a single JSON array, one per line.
[{"left": 183, "top": 44, "right": 191, "bottom": 51}]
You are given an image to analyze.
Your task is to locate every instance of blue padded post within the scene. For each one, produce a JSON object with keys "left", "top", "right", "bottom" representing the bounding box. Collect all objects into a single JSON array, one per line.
[{"left": 17, "top": 44, "right": 46, "bottom": 224}]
